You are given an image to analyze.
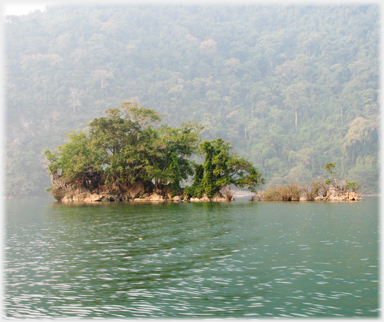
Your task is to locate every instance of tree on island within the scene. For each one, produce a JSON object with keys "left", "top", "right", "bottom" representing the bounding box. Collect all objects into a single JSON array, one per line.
[
  {"left": 324, "top": 162, "right": 360, "bottom": 193},
  {"left": 258, "top": 162, "right": 361, "bottom": 202},
  {"left": 185, "top": 139, "right": 265, "bottom": 200},
  {"left": 44, "top": 102, "right": 264, "bottom": 202}
]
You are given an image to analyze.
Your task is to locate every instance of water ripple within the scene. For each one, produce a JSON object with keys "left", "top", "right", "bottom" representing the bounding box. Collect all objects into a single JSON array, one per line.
[{"left": 4, "top": 198, "right": 379, "bottom": 318}]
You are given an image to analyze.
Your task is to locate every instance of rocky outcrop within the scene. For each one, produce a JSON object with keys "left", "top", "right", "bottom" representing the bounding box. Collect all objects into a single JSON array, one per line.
[
  {"left": 61, "top": 192, "right": 120, "bottom": 203},
  {"left": 325, "top": 191, "right": 361, "bottom": 201},
  {"left": 189, "top": 197, "right": 201, "bottom": 202},
  {"left": 187, "top": 193, "right": 227, "bottom": 202},
  {"left": 134, "top": 193, "right": 165, "bottom": 202},
  {"left": 56, "top": 187, "right": 362, "bottom": 203},
  {"left": 126, "top": 181, "right": 145, "bottom": 199},
  {"left": 54, "top": 185, "right": 232, "bottom": 203},
  {"left": 314, "top": 191, "right": 361, "bottom": 201},
  {"left": 212, "top": 193, "right": 228, "bottom": 202}
]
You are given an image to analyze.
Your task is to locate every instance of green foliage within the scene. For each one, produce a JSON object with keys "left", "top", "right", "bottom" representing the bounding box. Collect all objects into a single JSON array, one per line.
[
  {"left": 44, "top": 103, "right": 202, "bottom": 195},
  {"left": 345, "top": 181, "right": 360, "bottom": 192},
  {"left": 324, "top": 163, "right": 337, "bottom": 176},
  {"left": 5, "top": 4, "right": 379, "bottom": 197},
  {"left": 201, "top": 140, "right": 216, "bottom": 198},
  {"left": 192, "top": 138, "right": 264, "bottom": 198},
  {"left": 324, "top": 162, "right": 360, "bottom": 193},
  {"left": 184, "top": 163, "right": 205, "bottom": 198},
  {"left": 44, "top": 102, "right": 261, "bottom": 200}
]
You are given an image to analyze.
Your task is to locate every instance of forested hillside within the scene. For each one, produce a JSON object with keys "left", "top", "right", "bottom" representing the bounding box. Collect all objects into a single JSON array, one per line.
[{"left": 4, "top": 4, "right": 380, "bottom": 198}]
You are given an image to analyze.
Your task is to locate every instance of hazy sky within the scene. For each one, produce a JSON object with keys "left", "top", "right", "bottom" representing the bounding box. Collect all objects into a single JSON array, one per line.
[
  {"left": 3, "top": 0, "right": 375, "bottom": 17},
  {"left": 3, "top": 2, "right": 49, "bottom": 16}
]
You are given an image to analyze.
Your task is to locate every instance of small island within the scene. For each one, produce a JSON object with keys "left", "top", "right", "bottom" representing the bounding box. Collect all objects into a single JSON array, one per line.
[
  {"left": 44, "top": 102, "right": 264, "bottom": 203},
  {"left": 44, "top": 103, "right": 361, "bottom": 204},
  {"left": 254, "top": 163, "right": 361, "bottom": 202}
]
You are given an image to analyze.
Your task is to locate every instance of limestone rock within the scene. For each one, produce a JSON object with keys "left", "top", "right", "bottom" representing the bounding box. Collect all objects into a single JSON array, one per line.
[
  {"left": 87, "top": 194, "right": 103, "bottom": 202},
  {"left": 212, "top": 193, "right": 227, "bottom": 202},
  {"left": 200, "top": 194, "right": 210, "bottom": 202},
  {"left": 133, "top": 193, "right": 164, "bottom": 202},
  {"left": 61, "top": 195, "right": 73, "bottom": 202},
  {"left": 127, "top": 181, "right": 145, "bottom": 198},
  {"left": 72, "top": 192, "right": 87, "bottom": 202},
  {"left": 172, "top": 196, "right": 181, "bottom": 202},
  {"left": 314, "top": 191, "right": 361, "bottom": 202},
  {"left": 148, "top": 193, "right": 164, "bottom": 201},
  {"left": 103, "top": 194, "right": 117, "bottom": 201},
  {"left": 133, "top": 198, "right": 146, "bottom": 202},
  {"left": 190, "top": 197, "right": 201, "bottom": 202},
  {"left": 327, "top": 191, "right": 361, "bottom": 201}
]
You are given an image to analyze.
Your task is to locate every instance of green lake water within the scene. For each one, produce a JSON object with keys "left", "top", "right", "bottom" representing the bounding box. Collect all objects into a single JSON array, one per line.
[{"left": 4, "top": 197, "right": 379, "bottom": 318}]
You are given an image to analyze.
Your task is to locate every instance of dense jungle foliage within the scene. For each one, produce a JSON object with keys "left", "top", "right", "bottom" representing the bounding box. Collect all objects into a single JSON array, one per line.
[
  {"left": 4, "top": 4, "right": 380, "bottom": 198},
  {"left": 44, "top": 103, "right": 263, "bottom": 200}
]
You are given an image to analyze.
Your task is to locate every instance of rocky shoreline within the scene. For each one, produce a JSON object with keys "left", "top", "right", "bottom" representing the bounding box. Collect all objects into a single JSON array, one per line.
[
  {"left": 57, "top": 190, "right": 228, "bottom": 203},
  {"left": 55, "top": 189, "right": 362, "bottom": 203},
  {"left": 313, "top": 191, "right": 362, "bottom": 202}
]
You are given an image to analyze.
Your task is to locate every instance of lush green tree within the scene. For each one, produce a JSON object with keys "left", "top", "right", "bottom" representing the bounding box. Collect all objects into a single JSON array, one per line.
[
  {"left": 44, "top": 103, "right": 202, "bottom": 198},
  {"left": 187, "top": 138, "right": 264, "bottom": 199}
]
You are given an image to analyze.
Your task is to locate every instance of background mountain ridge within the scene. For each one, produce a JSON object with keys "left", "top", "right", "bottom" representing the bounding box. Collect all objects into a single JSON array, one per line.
[{"left": 4, "top": 4, "right": 380, "bottom": 197}]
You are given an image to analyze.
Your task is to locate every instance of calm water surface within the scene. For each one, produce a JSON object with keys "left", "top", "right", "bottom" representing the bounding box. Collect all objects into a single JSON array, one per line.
[{"left": 4, "top": 197, "right": 379, "bottom": 318}]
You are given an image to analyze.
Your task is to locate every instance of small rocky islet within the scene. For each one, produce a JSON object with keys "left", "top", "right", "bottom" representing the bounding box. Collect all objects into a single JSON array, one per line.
[{"left": 45, "top": 105, "right": 361, "bottom": 204}]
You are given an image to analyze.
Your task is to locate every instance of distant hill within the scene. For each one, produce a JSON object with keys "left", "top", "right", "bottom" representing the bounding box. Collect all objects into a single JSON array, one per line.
[{"left": 4, "top": 4, "right": 380, "bottom": 197}]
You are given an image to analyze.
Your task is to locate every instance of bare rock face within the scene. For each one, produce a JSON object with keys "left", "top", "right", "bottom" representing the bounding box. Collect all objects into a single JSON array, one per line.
[
  {"left": 189, "top": 193, "right": 229, "bottom": 202},
  {"left": 127, "top": 181, "right": 145, "bottom": 199},
  {"left": 212, "top": 193, "right": 227, "bottom": 202},
  {"left": 326, "top": 191, "right": 361, "bottom": 201},
  {"left": 52, "top": 187, "right": 70, "bottom": 202},
  {"left": 56, "top": 186, "right": 233, "bottom": 203},
  {"left": 61, "top": 194, "right": 73, "bottom": 202},
  {"left": 200, "top": 194, "right": 210, "bottom": 202},
  {"left": 60, "top": 192, "right": 120, "bottom": 203},
  {"left": 134, "top": 193, "right": 165, "bottom": 202},
  {"left": 148, "top": 193, "right": 164, "bottom": 201},
  {"left": 133, "top": 198, "right": 145, "bottom": 202},
  {"left": 91, "top": 194, "right": 104, "bottom": 202},
  {"left": 103, "top": 194, "right": 118, "bottom": 201},
  {"left": 189, "top": 197, "right": 201, "bottom": 202}
]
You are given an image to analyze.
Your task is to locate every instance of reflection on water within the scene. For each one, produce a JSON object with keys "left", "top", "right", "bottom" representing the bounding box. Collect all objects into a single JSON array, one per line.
[{"left": 5, "top": 198, "right": 378, "bottom": 318}]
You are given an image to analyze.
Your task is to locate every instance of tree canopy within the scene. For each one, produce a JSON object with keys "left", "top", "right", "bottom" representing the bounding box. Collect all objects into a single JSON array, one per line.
[
  {"left": 185, "top": 139, "right": 265, "bottom": 199},
  {"left": 44, "top": 103, "right": 263, "bottom": 200}
]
